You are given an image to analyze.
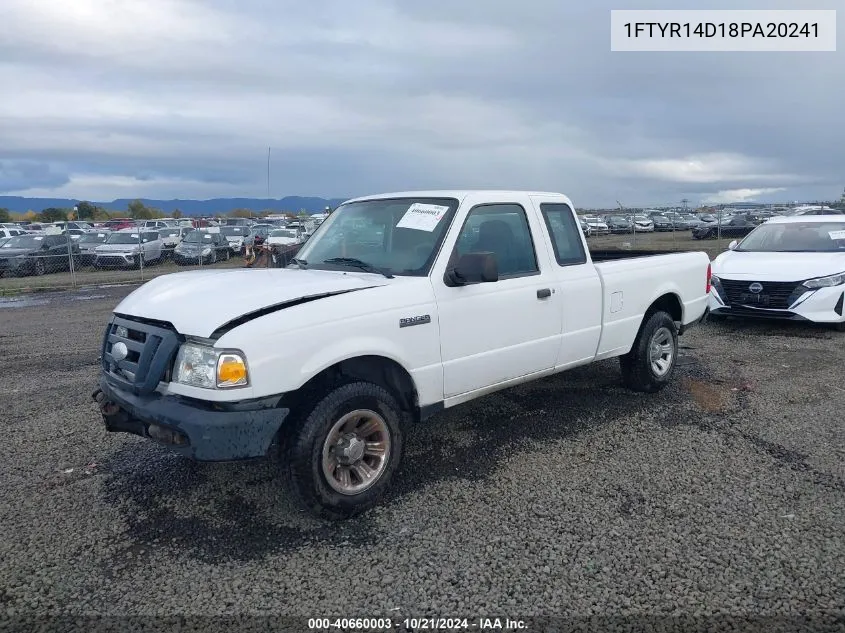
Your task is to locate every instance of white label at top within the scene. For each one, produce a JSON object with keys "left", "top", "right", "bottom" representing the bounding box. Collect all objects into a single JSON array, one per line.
[
  {"left": 828, "top": 230, "right": 845, "bottom": 240},
  {"left": 611, "top": 10, "right": 836, "bottom": 52},
  {"left": 396, "top": 203, "right": 450, "bottom": 232}
]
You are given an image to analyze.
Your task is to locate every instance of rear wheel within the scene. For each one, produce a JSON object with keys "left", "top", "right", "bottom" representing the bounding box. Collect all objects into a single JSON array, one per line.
[
  {"left": 284, "top": 381, "right": 404, "bottom": 520},
  {"left": 620, "top": 311, "right": 678, "bottom": 393}
]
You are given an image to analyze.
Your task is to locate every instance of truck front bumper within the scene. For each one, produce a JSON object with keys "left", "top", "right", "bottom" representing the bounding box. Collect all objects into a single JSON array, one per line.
[{"left": 93, "top": 376, "right": 288, "bottom": 461}]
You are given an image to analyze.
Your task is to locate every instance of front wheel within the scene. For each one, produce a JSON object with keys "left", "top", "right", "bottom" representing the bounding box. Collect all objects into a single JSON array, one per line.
[
  {"left": 619, "top": 311, "right": 678, "bottom": 393},
  {"left": 284, "top": 381, "right": 405, "bottom": 520}
]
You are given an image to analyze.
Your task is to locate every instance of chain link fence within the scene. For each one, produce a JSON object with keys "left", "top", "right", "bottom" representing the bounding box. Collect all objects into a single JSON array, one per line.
[{"left": 0, "top": 224, "right": 302, "bottom": 294}]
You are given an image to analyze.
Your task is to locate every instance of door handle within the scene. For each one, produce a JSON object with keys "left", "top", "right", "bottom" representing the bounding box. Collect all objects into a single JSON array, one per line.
[{"left": 537, "top": 288, "right": 551, "bottom": 299}]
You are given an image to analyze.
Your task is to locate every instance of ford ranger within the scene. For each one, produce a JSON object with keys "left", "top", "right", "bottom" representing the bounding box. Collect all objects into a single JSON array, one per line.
[{"left": 92, "top": 191, "right": 710, "bottom": 519}]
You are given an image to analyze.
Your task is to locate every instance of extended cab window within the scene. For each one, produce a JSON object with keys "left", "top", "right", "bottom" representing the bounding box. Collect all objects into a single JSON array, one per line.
[
  {"left": 540, "top": 203, "right": 587, "bottom": 266},
  {"left": 452, "top": 204, "right": 538, "bottom": 277}
]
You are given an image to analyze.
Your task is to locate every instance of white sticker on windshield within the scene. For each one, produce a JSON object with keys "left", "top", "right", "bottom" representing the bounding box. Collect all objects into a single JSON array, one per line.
[
  {"left": 97, "top": 233, "right": 106, "bottom": 237},
  {"left": 130, "top": 234, "right": 139, "bottom": 238},
  {"left": 828, "top": 230, "right": 845, "bottom": 240},
  {"left": 33, "top": 236, "right": 43, "bottom": 240},
  {"left": 396, "top": 203, "right": 450, "bottom": 232}
]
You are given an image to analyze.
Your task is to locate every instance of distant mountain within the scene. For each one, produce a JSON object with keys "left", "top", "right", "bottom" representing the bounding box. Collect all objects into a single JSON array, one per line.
[{"left": 0, "top": 196, "right": 348, "bottom": 215}]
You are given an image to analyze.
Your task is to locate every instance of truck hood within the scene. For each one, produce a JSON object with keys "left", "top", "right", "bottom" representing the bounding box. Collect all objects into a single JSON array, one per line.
[
  {"left": 713, "top": 251, "right": 845, "bottom": 281},
  {"left": 114, "top": 268, "right": 391, "bottom": 338}
]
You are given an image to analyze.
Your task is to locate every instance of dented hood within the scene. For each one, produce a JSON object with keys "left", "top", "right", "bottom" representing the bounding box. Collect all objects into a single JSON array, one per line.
[{"left": 113, "top": 268, "right": 389, "bottom": 338}]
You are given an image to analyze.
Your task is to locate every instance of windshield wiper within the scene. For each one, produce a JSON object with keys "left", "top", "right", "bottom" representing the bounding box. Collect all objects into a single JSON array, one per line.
[
  {"left": 290, "top": 258, "right": 308, "bottom": 269},
  {"left": 322, "top": 257, "right": 394, "bottom": 279}
]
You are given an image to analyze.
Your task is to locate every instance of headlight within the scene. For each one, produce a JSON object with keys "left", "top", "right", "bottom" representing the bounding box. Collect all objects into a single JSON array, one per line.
[
  {"left": 201, "top": 247, "right": 211, "bottom": 255},
  {"left": 803, "top": 271, "right": 845, "bottom": 289},
  {"left": 173, "top": 343, "right": 249, "bottom": 389}
]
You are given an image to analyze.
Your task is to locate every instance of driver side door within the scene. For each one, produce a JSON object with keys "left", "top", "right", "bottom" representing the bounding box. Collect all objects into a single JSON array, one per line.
[{"left": 432, "top": 200, "right": 562, "bottom": 399}]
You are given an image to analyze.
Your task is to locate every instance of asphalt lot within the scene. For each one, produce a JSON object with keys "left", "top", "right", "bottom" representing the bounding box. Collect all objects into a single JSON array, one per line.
[{"left": 1, "top": 286, "right": 843, "bottom": 629}]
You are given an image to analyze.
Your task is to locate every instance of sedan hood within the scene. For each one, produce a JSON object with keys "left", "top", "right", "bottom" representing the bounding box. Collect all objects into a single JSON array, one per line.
[
  {"left": 114, "top": 268, "right": 392, "bottom": 338},
  {"left": 0, "top": 248, "right": 36, "bottom": 257},
  {"left": 713, "top": 251, "right": 845, "bottom": 281},
  {"left": 176, "top": 243, "right": 209, "bottom": 252},
  {"left": 96, "top": 243, "right": 139, "bottom": 253}
]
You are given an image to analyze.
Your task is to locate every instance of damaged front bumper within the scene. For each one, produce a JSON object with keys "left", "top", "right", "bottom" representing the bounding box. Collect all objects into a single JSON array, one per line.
[{"left": 93, "top": 376, "right": 289, "bottom": 461}]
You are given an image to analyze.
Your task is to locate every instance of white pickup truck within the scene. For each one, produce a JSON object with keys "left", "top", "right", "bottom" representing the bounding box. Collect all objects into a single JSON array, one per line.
[{"left": 93, "top": 191, "right": 710, "bottom": 519}]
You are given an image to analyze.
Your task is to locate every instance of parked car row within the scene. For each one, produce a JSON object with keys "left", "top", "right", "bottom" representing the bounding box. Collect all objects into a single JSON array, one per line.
[{"left": 0, "top": 225, "right": 277, "bottom": 277}]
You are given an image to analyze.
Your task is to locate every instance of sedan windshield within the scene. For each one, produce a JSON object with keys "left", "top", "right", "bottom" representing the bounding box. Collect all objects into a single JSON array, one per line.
[
  {"left": 79, "top": 233, "right": 110, "bottom": 243},
  {"left": 220, "top": 227, "right": 248, "bottom": 236},
  {"left": 106, "top": 233, "right": 141, "bottom": 244},
  {"left": 3, "top": 235, "right": 44, "bottom": 248},
  {"left": 182, "top": 231, "right": 214, "bottom": 243},
  {"left": 295, "top": 197, "right": 459, "bottom": 276},
  {"left": 270, "top": 229, "right": 297, "bottom": 238},
  {"left": 737, "top": 222, "right": 845, "bottom": 252}
]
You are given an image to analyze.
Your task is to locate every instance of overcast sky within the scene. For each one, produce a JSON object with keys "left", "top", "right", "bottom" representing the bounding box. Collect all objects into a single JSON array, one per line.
[{"left": 1, "top": 0, "right": 842, "bottom": 207}]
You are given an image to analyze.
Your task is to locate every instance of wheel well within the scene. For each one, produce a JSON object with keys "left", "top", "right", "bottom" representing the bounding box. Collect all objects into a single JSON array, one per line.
[
  {"left": 282, "top": 355, "right": 419, "bottom": 419},
  {"left": 645, "top": 293, "right": 683, "bottom": 324}
]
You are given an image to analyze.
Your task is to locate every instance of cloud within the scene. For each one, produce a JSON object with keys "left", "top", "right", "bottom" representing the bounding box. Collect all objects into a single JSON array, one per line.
[
  {"left": 701, "top": 188, "right": 788, "bottom": 204},
  {"left": 0, "top": 0, "right": 842, "bottom": 206}
]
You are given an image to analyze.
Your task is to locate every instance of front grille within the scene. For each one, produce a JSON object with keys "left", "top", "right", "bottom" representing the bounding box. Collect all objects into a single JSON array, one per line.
[
  {"left": 97, "top": 255, "right": 130, "bottom": 265},
  {"left": 718, "top": 279, "right": 806, "bottom": 310},
  {"left": 101, "top": 315, "right": 181, "bottom": 395}
]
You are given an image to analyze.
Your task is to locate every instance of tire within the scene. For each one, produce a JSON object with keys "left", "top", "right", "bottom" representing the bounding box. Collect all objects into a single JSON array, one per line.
[
  {"left": 284, "top": 381, "right": 405, "bottom": 520},
  {"left": 833, "top": 321, "right": 845, "bottom": 332},
  {"left": 34, "top": 258, "right": 45, "bottom": 276},
  {"left": 619, "top": 310, "right": 679, "bottom": 393}
]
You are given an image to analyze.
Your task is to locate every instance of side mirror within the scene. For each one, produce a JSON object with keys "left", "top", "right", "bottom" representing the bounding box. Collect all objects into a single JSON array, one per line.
[
  {"left": 444, "top": 252, "right": 498, "bottom": 287},
  {"left": 728, "top": 240, "right": 739, "bottom": 250}
]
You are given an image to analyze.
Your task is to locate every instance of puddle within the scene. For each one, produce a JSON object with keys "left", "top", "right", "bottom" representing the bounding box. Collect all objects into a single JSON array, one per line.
[{"left": 0, "top": 297, "right": 50, "bottom": 308}]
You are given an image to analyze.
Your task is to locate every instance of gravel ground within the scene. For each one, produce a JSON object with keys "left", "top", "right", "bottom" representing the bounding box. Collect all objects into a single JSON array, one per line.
[{"left": 0, "top": 286, "right": 843, "bottom": 631}]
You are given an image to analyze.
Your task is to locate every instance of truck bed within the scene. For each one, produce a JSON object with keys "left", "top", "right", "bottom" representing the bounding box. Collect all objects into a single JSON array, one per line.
[{"left": 589, "top": 249, "right": 680, "bottom": 262}]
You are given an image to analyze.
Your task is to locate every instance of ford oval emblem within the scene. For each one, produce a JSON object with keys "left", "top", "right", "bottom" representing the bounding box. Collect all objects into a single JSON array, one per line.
[
  {"left": 748, "top": 282, "right": 763, "bottom": 294},
  {"left": 112, "top": 341, "right": 128, "bottom": 361}
]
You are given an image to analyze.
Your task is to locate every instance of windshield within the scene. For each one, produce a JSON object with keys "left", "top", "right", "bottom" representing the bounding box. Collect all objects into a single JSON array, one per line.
[
  {"left": 79, "top": 233, "right": 109, "bottom": 243},
  {"left": 736, "top": 221, "right": 845, "bottom": 252},
  {"left": 609, "top": 216, "right": 627, "bottom": 222},
  {"left": 106, "top": 233, "right": 141, "bottom": 244},
  {"left": 182, "top": 231, "right": 214, "bottom": 243},
  {"left": 220, "top": 227, "right": 248, "bottom": 236},
  {"left": 295, "top": 197, "right": 459, "bottom": 276},
  {"left": 3, "top": 235, "right": 44, "bottom": 248},
  {"left": 270, "top": 229, "right": 297, "bottom": 238}
]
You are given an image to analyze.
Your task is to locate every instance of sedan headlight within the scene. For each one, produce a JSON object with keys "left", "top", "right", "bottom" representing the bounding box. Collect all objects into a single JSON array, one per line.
[
  {"left": 803, "top": 271, "right": 845, "bottom": 289},
  {"left": 201, "top": 247, "right": 211, "bottom": 255},
  {"left": 173, "top": 343, "right": 249, "bottom": 389}
]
